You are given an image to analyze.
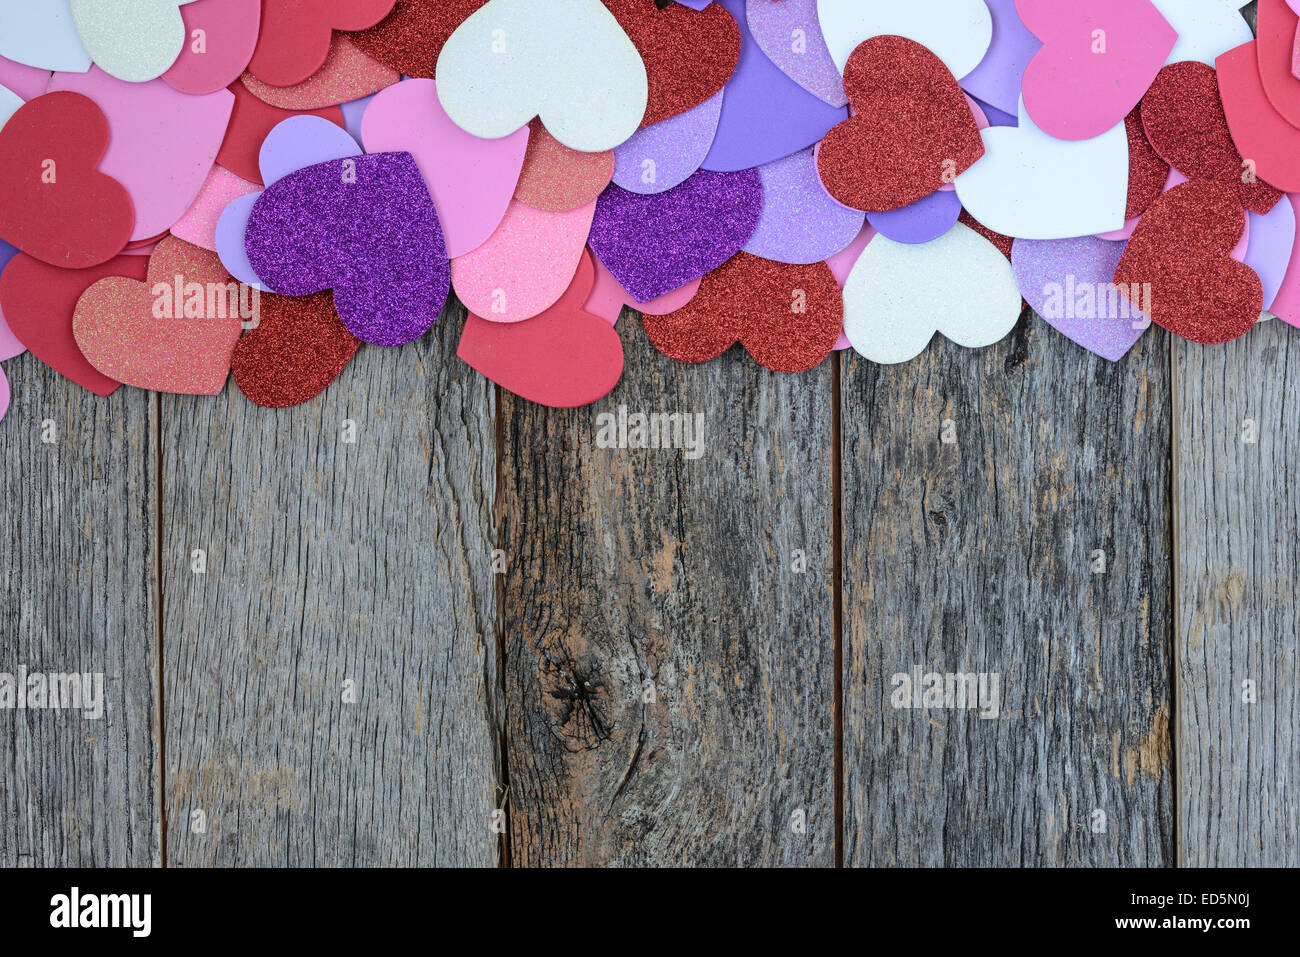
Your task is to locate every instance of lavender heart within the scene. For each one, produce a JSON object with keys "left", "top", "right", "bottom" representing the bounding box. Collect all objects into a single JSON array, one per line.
[
  {"left": 244, "top": 151, "right": 449, "bottom": 347},
  {"left": 589, "top": 169, "right": 763, "bottom": 303}
]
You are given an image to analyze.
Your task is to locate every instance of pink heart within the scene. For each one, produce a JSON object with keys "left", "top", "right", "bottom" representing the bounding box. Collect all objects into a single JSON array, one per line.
[{"left": 1017, "top": 0, "right": 1176, "bottom": 141}]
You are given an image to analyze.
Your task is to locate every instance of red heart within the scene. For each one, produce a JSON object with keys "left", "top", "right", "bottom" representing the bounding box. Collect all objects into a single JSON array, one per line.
[
  {"left": 1140, "top": 61, "right": 1283, "bottom": 214},
  {"left": 248, "top": 0, "right": 396, "bottom": 88},
  {"left": 0, "top": 253, "right": 146, "bottom": 395},
  {"left": 1125, "top": 105, "right": 1169, "bottom": 220},
  {"left": 601, "top": 0, "right": 742, "bottom": 128},
  {"left": 641, "top": 252, "right": 842, "bottom": 373},
  {"left": 1113, "top": 180, "right": 1261, "bottom": 345},
  {"left": 216, "top": 80, "right": 346, "bottom": 185},
  {"left": 348, "top": 0, "right": 488, "bottom": 79},
  {"left": 0, "top": 92, "right": 134, "bottom": 269},
  {"left": 1217, "top": 39, "right": 1300, "bottom": 194},
  {"left": 232, "top": 291, "right": 360, "bottom": 407},
  {"left": 457, "top": 249, "right": 624, "bottom": 408},
  {"left": 817, "top": 36, "right": 984, "bottom": 212}
]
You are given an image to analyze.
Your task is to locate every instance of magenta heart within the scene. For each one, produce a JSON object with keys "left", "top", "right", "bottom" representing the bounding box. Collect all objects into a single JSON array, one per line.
[
  {"left": 244, "top": 151, "right": 449, "bottom": 347},
  {"left": 1017, "top": 0, "right": 1176, "bottom": 141},
  {"left": 588, "top": 169, "right": 763, "bottom": 303}
]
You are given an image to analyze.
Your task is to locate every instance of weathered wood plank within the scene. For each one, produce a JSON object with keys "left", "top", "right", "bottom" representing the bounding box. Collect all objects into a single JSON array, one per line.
[
  {"left": 161, "top": 302, "right": 502, "bottom": 866},
  {"left": 1174, "top": 321, "right": 1300, "bottom": 866},
  {"left": 841, "top": 318, "right": 1174, "bottom": 866},
  {"left": 499, "top": 319, "right": 836, "bottom": 866},
  {"left": 0, "top": 353, "right": 160, "bottom": 867}
]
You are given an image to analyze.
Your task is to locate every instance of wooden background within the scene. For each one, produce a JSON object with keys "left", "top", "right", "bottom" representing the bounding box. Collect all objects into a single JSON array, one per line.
[{"left": 1, "top": 4, "right": 1296, "bottom": 869}]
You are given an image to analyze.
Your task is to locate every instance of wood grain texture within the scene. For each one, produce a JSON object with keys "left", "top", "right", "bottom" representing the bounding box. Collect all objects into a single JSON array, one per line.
[
  {"left": 0, "top": 354, "right": 159, "bottom": 867},
  {"left": 499, "top": 318, "right": 836, "bottom": 866},
  {"left": 1174, "top": 322, "right": 1300, "bottom": 866},
  {"left": 841, "top": 317, "right": 1175, "bottom": 866},
  {"left": 161, "top": 303, "right": 503, "bottom": 867}
]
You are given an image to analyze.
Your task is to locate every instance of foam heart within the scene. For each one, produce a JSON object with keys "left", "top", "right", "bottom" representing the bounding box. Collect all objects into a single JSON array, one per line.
[
  {"left": 1217, "top": 40, "right": 1300, "bottom": 195},
  {"left": 0, "top": 0, "right": 91, "bottom": 72},
  {"left": 458, "top": 248, "right": 624, "bottom": 408},
  {"left": 643, "top": 253, "right": 842, "bottom": 372},
  {"left": 436, "top": 0, "right": 648, "bottom": 152},
  {"left": 955, "top": 99, "right": 1128, "bottom": 239},
  {"left": 959, "top": 0, "right": 1041, "bottom": 116},
  {"left": 1114, "top": 180, "right": 1261, "bottom": 344},
  {"left": 702, "top": 0, "right": 846, "bottom": 172},
  {"left": 584, "top": 251, "right": 701, "bottom": 325},
  {"left": 349, "top": 0, "right": 487, "bottom": 78},
  {"left": 816, "top": 0, "right": 992, "bottom": 81},
  {"left": 217, "top": 115, "right": 361, "bottom": 291},
  {"left": 1011, "top": 236, "right": 1142, "bottom": 361},
  {"left": 844, "top": 222, "right": 1022, "bottom": 364},
  {"left": 172, "top": 166, "right": 260, "bottom": 251},
  {"left": 362, "top": 78, "right": 526, "bottom": 259},
  {"left": 0, "top": 252, "right": 147, "bottom": 394},
  {"left": 451, "top": 199, "right": 594, "bottom": 323},
  {"left": 603, "top": 0, "right": 741, "bottom": 127},
  {"left": 0, "top": 240, "right": 22, "bottom": 359},
  {"left": 744, "top": 148, "right": 864, "bottom": 264},
  {"left": 217, "top": 80, "right": 345, "bottom": 186},
  {"left": 247, "top": 0, "right": 394, "bottom": 88},
  {"left": 1150, "top": 0, "right": 1251, "bottom": 67},
  {"left": 245, "top": 151, "right": 449, "bottom": 346},
  {"left": 867, "top": 190, "right": 963, "bottom": 245},
  {"left": 1141, "top": 59, "right": 1284, "bottom": 213},
  {"left": 1245, "top": 196, "right": 1297, "bottom": 310},
  {"left": 1016, "top": 0, "right": 1176, "bottom": 141},
  {"left": 514, "top": 120, "right": 614, "bottom": 212},
  {"left": 745, "top": 0, "right": 847, "bottom": 107},
  {"left": 589, "top": 169, "right": 763, "bottom": 303},
  {"left": 163, "top": 0, "right": 261, "bottom": 95},
  {"left": 0, "top": 56, "right": 52, "bottom": 101},
  {"left": 0, "top": 92, "right": 134, "bottom": 268},
  {"left": 612, "top": 90, "right": 723, "bottom": 195},
  {"left": 1125, "top": 105, "right": 1170, "bottom": 221},
  {"left": 1256, "top": 0, "right": 1300, "bottom": 129},
  {"left": 47, "top": 67, "right": 233, "bottom": 242},
  {"left": 0, "top": 363, "right": 8, "bottom": 424},
  {"left": 240, "top": 36, "right": 398, "bottom": 110},
  {"left": 817, "top": 35, "right": 984, "bottom": 212},
  {"left": 69, "top": 0, "right": 193, "bottom": 83},
  {"left": 232, "top": 290, "right": 360, "bottom": 407},
  {"left": 0, "top": 81, "right": 21, "bottom": 130},
  {"left": 1267, "top": 194, "right": 1300, "bottom": 326},
  {"left": 73, "top": 236, "right": 243, "bottom": 394}
]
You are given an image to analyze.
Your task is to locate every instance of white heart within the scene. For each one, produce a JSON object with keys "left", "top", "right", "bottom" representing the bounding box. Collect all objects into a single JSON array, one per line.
[
  {"left": 816, "top": 0, "right": 993, "bottom": 80},
  {"left": 843, "top": 222, "right": 1022, "bottom": 364},
  {"left": 69, "top": 0, "right": 194, "bottom": 83},
  {"left": 436, "top": 0, "right": 648, "bottom": 153},
  {"left": 0, "top": 0, "right": 91, "bottom": 72},
  {"left": 954, "top": 99, "right": 1128, "bottom": 240},
  {"left": 1151, "top": 0, "right": 1252, "bottom": 66}
]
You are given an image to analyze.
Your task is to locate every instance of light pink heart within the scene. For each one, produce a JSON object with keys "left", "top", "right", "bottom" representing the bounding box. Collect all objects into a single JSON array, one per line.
[{"left": 171, "top": 165, "right": 260, "bottom": 251}]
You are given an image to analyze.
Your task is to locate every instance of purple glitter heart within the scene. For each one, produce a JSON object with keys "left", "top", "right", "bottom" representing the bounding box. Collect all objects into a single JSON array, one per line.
[
  {"left": 589, "top": 169, "right": 763, "bottom": 303},
  {"left": 245, "top": 151, "right": 449, "bottom": 347}
]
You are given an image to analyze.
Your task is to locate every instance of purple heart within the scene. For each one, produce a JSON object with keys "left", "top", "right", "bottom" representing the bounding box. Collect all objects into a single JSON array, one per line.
[
  {"left": 866, "top": 190, "right": 962, "bottom": 245},
  {"left": 613, "top": 90, "right": 724, "bottom": 194},
  {"left": 1245, "top": 198, "right": 1296, "bottom": 311},
  {"left": 958, "top": 0, "right": 1041, "bottom": 117},
  {"left": 744, "top": 147, "right": 864, "bottom": 263},
  {"left": 702, "top": 0, "right": 847, "bottom": 172},
  {"left": 745, "top": 0, "right": 848, "bottom": 108},
  {"left": 245, "top": 151, "right": 449, "bottom": 347},
  {"left": 589, "top": 169, "right": 762, "bottom": 303},
  {"left": 1011, "top": 236, "right": 1143, "bottom": 362}
]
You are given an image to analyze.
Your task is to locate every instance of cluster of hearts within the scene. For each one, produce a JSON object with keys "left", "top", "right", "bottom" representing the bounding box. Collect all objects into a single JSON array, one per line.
[{"left": 1, "top": 0, "right": 1298, "bottom": 418}]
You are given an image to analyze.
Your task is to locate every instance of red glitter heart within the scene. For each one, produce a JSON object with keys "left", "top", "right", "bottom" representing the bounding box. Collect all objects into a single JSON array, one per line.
[
  {"left": 233, "top": 291, "right": 360, "bottom": 408},
  {"left": 0, "top": 253, "right": 145, "bottom": 395},
  {"left": 1140, "top": 61, "right": 1282, "bottom": 214},
  {"left": 601, "top": 0, "right": 742, "bottom": 128},
  {"left": 216, "top": 80, "right": 346, "bottom": 186},
  {"left": 641, "top": 253, "right": 842, "bottom": 372},
  {"left": 348, "top": 0, "right": 488, "bottom": 79},
  {"left": 1113, "top": 180, "right": 1261, "bottom": 345},
  {"left": 0, "top": 92, "right": 135, "bottom": 269},
  {"left": 247, "top": 0, "right": 396, "bottom": 88},
  {"left": 1125, "top": 105, "right": 1169, "bottom": 220},
  {"left": 457, "top": 249, "right": 624, "bottom": 408},
  {"left": 816, "top": 36, "right": 984, "bottom": 212}
]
